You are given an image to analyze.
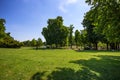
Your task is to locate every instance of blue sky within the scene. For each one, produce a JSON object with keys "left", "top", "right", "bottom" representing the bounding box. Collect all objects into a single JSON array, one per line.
[{"left": 0, "top": 0, "right": 90, "bottom": 41}]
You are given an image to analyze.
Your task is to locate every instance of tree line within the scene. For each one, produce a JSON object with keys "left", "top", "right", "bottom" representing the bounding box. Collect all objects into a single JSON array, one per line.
[
  {"left": 22, "top": 38, "right": 43, "bottom": 49},
  {"left": 0, "top": 0, "right": 120, "bottom": 50},
  {"left": 42, "top": 12, "right": 120, "bottom": 50},
  {"left": 41, "top": 0, "right": 120, "bottom": 50},
  {"left": 0, "top": 19, "right": 43, "bottom": 48},
  {"left": 82, "top": 0, "right": 120, "bottom": 50}
]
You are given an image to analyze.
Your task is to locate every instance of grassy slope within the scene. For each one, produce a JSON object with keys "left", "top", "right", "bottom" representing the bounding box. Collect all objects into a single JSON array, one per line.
[{"left": 0, "top": 47, "right": 120, "bottom": 80}]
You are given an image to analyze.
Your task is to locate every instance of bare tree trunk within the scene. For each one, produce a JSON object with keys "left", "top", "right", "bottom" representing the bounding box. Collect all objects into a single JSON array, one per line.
[
  {"left": 95, "top": 43, "right": 98, "bottom": 50},
  {"left": 116, "top": 43, "right": 120, "bottom": 50},
  {"left": 115, "top": 43, "right": 118, "bottom": 50},
  {"left": 119, "top": 43, "right": 120, "bottom": 50}
]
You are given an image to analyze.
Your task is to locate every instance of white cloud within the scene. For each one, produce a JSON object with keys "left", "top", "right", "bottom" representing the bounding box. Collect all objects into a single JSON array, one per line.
[
  {"left": 59, "top": 4, "right": 67, "bottom": 13},
  {"left": 66, "top": 0, "right": 78, "bottom": 4},
  {"left": 59, "top": 0, "right": 78, "bottom": 13}
]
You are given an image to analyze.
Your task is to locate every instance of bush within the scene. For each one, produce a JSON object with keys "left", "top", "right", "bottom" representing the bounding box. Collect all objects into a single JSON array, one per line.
[{"left": 0, "top": 38, "right": 21, "bottom": 48}]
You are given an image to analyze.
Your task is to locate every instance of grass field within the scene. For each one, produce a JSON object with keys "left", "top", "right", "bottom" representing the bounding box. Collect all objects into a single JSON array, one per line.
[{"left": 0, "top": 47, "right": 120, "bottom": 80}]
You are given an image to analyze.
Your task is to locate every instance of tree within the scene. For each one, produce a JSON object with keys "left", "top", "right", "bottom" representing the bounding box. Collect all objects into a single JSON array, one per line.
[
  {"left": 75, "top": 30, "right": 80, "bottom": 48},
  {"left": 42, "top": 16, "right": 69, "bottom": 48},
  {"left": 42, "top": 27, "right": 50, "bottom": 46},
  {"left": 0, "top": 19, "right": 21, "bottom": 48},
  {"left": 31, "top": 38, "right": 37, "bottom": 47},
  {"left": 36, "top": 38, "right": 43, "bottom": 49},
  {"left": 22, "top": 40, "right": 31, "bottom": 47},
  {"left": 68, "top": 25, "right": 74, "bottom": 49},
  {"left": 82, "top": 19, "right": 100, "bottom": 50},
  {"left": 84, "top": 0, "right": 120, "bottom": 50},
  {"left": 80, "top": 29, "right": 88, "bottom": 49},
  {"left": 0, "top": 19, "right": 6, "bottom": 39}
]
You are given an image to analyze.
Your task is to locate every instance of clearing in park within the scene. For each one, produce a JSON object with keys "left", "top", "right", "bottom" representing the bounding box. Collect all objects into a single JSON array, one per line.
[{"left": 0, "top": 47, "right": 120, "bottom": 80}]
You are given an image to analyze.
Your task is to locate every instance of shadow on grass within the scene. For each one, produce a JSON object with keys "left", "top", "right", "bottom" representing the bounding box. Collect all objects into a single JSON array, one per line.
[
  {"left": 47, "top": 67, "right": 99, "bottom": 80},
  {"left": 70, "top": 55, "right": 120, "bottom": 80},
  {"left": 74, "top": 49, "right": 120, "bottom": 53},
  {"left": 30, "top": 67, "right": 99, "bottom": 80},
  {"left": 30, "top": 55, "right": 120, "bottom": 80},
  {"left": 30, "top": 72, "right": 46, "bottom": 80}
]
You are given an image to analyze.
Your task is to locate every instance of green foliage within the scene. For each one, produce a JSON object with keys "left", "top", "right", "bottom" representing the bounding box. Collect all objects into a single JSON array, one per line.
[
  {"left": 86, "top": 1, "right": 120, "bottom": 41},
  {"left": 0, "top": 19, "right": 21, "bottom": 48},
  {"left": 36, "top": 38, "right": 43, "bottom": 47},
  {"left": 22, "top": 38, "right": 43, "bottom": 48},
  {"left": 22, "top": 40, "right": 31, "bottom": 46},
  {"left": 82, "top": 19, "right": 100, "bottom": 50},
  {"left": 31, "top": 38, "right": 37, "bottom": 47},
  {"left": 80, "top": 29, "right": 87, "bottom": 45},
  {"left": 0, "top": 19, "right": 6, "bottom": 39},
  {"left": 68, "top": 25, "right": 74, "bottom": 48},
  {"left": 83, "top": 0, "right": 120, "bottom": 50},
  {"left": 42, "top": 16, "right": 69, "bottom": 48},
  {"left": 0, "top": 48, "right": 120, "bottom": 80},
  {"left": 75, "top": 30, "right": 81, "bottom": 48},
  {"left": 0, "top": 38, "right": 21, "bottom": 48}
]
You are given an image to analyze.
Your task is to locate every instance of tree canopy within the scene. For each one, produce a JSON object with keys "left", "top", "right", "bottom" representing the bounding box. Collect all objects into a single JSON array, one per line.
[
  {"left": 0, "top": 19, "right": 22, "bottom": 48},
  {"left": 81, "top": 0, "right": 120, "bottom": 50},
  {"left": 68, "top": 25, "right": 74, "bottom": 48},
  {"left": 75, "top": 30, "right": 81, "bottom": 48},
  {"left": 0, "top": 19, "right": 6, "bottom": 39},
  {"left": 42, "top": 16, "right": 69, "bottom": 48}
]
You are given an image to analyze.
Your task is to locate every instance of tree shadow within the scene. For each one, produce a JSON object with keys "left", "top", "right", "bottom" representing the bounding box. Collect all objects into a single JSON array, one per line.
[
  {"left": 30, "top": 67, "right": 100, "bottom": 80},
  {"left": 74, "top": 49, "right": 100, "bottom": 53},
  {"left": 47, "top": 67, "right": 99, "bottom": 80},
  {"left": 74, "top": 49, "right": 120, "bottom": 53},
  {"left": 30, "top": 72, "right": 46, "bottom": 80},
  {"left": 30, "top": 55, "right": 120, "bottom": 80},
  {"left": 70, "top": 55, "right": 120, "bottom": 80}
]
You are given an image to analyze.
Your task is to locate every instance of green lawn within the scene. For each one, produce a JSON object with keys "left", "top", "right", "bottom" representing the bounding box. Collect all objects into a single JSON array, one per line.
[{"left": 0, "top": 47, "right": 120, "bottom": 80}]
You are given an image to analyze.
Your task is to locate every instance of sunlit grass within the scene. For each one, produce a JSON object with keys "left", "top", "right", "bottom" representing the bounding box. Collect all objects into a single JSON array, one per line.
[{"left": 0, "top": 47, "right": 120, "bottom": 80}]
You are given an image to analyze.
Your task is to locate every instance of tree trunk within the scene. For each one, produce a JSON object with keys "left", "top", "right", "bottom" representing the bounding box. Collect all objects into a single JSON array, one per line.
[
  {"left": 106, "top": 43, "right": 109, "bottom": 50},
  {"left": 76, "top": 42, "right": 78, "bottom": 48},
  {"left": 115, "top": 43, "right": 117, "bottom": 50},
  {"left": 89, "top": 43, "right": 92, "bottom": 50},
  {"left": 36, "top": 46, "right": 38, "bottom": 50},
  {"left": 110, "top": 43, "right": 115, "bottom": 50},
  {"left": 118, "top": 43, "right": 120, "bottom": 50},
  {"left": 117, "top": 43, "right": 120, "bottom": 50},
  {"left": 70, "top": 44, "right": 72, "bottom": 49},
  {"left": 95, "top": 43, "right": 98, "bottom": 50}
]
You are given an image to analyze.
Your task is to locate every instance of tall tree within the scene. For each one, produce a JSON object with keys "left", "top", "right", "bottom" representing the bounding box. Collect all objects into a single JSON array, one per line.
[
  {"left": 75, "top": 30, "right": 80, "bottom": 48},
  {"left": 36, "top": 38, "right": 43, "bottom": 49},
  {"left": 0, "top": 19, "right": 6, "bottom": 39},
  {"left": 82, "top": 19, "right": 100, "bottom": 50},
  {"left": 42, "top": 16, "right": 69, "bottom": 48},
  {"left": 69, "top": 25, "right": 74, "bottom": 49},
  {"left": 31, "top": 38, "right": 37, "bottom": 47},
  {"left": 80, "top": 29, "right": 88, "bottom": 49}
]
